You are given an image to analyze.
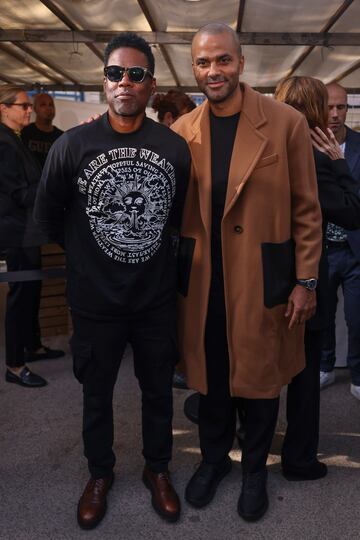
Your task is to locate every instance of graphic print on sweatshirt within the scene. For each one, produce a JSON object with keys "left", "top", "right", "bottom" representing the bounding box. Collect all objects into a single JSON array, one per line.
[{"left": 77, "top": 147, "right": 176, "bottom": 264}]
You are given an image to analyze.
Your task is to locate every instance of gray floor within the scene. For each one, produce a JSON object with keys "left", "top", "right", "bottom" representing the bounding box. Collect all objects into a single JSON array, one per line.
[{"left": 1, "top": 335, "right": 360, "bottom": 540}]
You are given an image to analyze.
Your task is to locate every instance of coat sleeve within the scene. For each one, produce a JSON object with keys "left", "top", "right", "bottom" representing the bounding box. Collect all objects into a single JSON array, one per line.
[
  {"left": 315, "top": 150, "right": 360, "bottom": 230},
  {"left": 287, "top": 115, "right": 322, "bottom": 279},
  {"left": 33, "top": 134, "right": 73, "bottom": 246}
]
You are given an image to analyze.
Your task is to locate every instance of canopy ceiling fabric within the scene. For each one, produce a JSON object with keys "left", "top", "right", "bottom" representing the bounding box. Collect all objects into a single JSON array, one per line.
[{"left": 0, "top": 0, "right": 359, "bottom": 93}]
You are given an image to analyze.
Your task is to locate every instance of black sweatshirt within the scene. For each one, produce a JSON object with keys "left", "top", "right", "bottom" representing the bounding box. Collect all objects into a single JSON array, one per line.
[{"left": 34, "top": 113, "right": 190, "bottom": 318}]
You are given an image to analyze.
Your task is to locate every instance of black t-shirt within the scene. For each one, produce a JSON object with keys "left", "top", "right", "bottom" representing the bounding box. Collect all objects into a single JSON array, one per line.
[
  {"left": 210, "top": 111, "right": 240, "bottom": 292},
  {"left": 34, "top": 113, "right": 190, "bottom": 318},
  {"left": 21, "top": 123, "right": 64, "bottom": 168}
]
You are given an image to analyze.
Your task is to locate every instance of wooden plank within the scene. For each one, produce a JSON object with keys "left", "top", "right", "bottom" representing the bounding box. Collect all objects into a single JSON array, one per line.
[
  {"left": 40, "top": 296, "right": 67, "bottom": 308},
  {"left": 39, "top": 305, "right": 68, "bottom": 318},
  {"left": 236, "top": 0, "right": 246, "bottom": 33},
  {"left": 41, "top": 284, "right": 66, "bottom": 297},
  {"left": 42, "top": 244, "right": 65, "bottom": 255},
  {"left": 42, "top": 278, "right": 66, "bottom": 287},
  {"left": 1, "top": 29, "right": 360, "bottom": 46},
  {"left": 40, "top": 315, "right": 68, "bottom": 328},
  {"left": 40, "top": 243, "right": 69, "bottom": 337},
  {"left": 42, "top": 254, "right": 65, "bottom": 267},
  {"left": 41, "top": 325, "right": 69, "bottom": 337}
]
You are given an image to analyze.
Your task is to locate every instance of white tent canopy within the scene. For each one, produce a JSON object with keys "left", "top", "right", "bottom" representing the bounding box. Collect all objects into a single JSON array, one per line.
[{"left": 0, "top": 0, "right": 359, "bottom": 93}]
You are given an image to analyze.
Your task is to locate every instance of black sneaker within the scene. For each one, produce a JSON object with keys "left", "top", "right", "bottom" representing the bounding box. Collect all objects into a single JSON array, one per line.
[
  {"left": 185, "top": 457, "right": 232, "bottom": 508},
  {"left": 237, "top": 469, "right": 268, "bottom": 522},
  {"left": 282, "top": 460, "right": 327, "bottom": 481}
]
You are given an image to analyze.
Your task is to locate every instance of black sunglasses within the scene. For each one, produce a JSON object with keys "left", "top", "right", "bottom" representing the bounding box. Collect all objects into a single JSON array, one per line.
[
  {"left": 1, "top": 102, "right": 33, "bottom": 110},
  {"left": 104, "top": 65, "right": 154, "bottom": 84}
]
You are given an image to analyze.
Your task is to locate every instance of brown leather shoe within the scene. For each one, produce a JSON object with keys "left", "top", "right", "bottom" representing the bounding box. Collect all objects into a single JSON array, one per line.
[
  {"left": 142, "top": 467, "right": 180, "bottom": 522},
  {"left": 77, "top": 473, "right": 114, "bottom": 529}
]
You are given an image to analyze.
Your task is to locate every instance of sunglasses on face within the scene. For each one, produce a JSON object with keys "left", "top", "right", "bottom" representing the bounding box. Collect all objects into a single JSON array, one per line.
[
  {"left": 104, "top": 65, "right": 154, "bottom": 84},
  {"left": 1, "top": 102, "right": 33, "bottom": 111}
]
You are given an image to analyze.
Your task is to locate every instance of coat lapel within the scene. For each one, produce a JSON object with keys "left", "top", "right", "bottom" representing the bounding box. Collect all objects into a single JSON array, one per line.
[
  {"left": 224, "top": 84, "right": 268, "bottom": 217},
  {"left": 187, "top": 101, "right": 212, "bottom": 232}
]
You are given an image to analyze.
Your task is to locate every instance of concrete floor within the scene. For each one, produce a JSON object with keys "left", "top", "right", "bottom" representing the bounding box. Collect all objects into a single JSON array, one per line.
[{"left": 1, "top": 335, "right": 360, "bottom": 540}]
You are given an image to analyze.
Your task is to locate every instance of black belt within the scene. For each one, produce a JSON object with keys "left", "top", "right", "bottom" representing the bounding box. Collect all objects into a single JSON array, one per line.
[{"left": 326, "top": 240, "right": 348, "bottom": 249}]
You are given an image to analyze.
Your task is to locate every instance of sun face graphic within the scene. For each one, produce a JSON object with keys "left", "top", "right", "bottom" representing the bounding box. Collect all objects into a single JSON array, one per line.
[{"left": 86, "top": 160, "right": 174, "bottom": 261}]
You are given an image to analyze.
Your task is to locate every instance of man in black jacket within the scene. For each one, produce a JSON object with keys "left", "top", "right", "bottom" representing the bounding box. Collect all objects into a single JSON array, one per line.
[
  {"left": 21, "top": 93, "right": 63, "bottom": 169},
  {"left": 321, "top": 83, "right": 360, "bottom": 399},
  {"left": 34, "top": 33, "right": 190, "bottom": 529}
]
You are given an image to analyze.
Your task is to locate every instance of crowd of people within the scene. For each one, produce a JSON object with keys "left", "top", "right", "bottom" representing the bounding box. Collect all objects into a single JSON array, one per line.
[{"left": 0, "top": 23, "right": 359, "bottom": 530}]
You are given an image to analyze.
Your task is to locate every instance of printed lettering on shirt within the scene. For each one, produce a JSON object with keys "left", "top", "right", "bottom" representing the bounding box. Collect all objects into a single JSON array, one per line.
[{"left": 77, "top": 148, "right": 176, "bottom": 263}]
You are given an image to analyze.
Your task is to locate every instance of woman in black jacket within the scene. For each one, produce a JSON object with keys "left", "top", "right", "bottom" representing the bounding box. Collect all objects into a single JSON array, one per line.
[
  {"left": 274, "top": 76, "right": 360, "bottom": 480},
  {"left": 0, "top": 86, "right": 61, "bottom": 387}
]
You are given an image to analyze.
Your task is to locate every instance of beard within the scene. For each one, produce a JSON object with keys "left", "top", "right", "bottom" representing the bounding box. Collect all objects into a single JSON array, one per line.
[{"left": 198, "top": 77, "right": 239, "bottom": 104}]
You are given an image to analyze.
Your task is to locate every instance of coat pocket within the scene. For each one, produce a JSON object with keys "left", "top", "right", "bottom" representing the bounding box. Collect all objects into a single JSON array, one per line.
[
  {"left": 254, "top": 153, "right": 279, "bottom": 170},
  {"left": 69, "top": 335, "right": 92, "bottom": 383},
  {"left": 177, "top": 236, "right": 196, "bottom": 297},
  {"left": 261, "top": 239, "right": 296, "bottom": 308}
]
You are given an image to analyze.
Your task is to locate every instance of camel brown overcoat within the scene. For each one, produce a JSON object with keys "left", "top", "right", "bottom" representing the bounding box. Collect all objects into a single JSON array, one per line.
[{"left": 172, "top": 84, "right": 322, "bottom": 399}]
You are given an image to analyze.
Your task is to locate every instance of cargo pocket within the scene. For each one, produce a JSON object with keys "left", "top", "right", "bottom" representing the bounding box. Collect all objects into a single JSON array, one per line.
[
  {"left": 261, "top": 239, "right": 296, "bottom": 308},
  {"left": 69, "top": 335, "right": 93, "bottom": 384}
]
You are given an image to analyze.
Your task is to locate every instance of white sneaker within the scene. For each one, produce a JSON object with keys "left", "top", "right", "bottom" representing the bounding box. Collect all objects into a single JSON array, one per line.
[
  {"left": 350, "top": 384, "right": 360, "bottom": 400},
  {"left": 320, "top": 371, "right": 335, "bottom": 389}
]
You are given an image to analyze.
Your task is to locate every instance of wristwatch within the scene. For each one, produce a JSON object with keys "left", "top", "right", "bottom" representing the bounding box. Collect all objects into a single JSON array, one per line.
[{"left": 296, "top": 278, "right": 318, "bottom": 291}]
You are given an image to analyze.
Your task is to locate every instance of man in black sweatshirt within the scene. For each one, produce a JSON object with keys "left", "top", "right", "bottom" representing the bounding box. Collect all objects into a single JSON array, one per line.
[{"left": 34, "top": 33, "right": 190, "bottom": 529}]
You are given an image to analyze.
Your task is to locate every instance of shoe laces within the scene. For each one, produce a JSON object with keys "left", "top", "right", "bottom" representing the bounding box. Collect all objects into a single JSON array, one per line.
[
  {"left": 87, "top": 477, "right": 106, "bottom": 495},
  {"left": 157, "top": 472, "right": 170, "bottom": 483}
]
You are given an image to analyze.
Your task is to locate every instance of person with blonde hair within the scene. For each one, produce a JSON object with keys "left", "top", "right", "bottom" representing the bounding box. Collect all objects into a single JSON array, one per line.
[
  {"left": 274, "top": 75, "right": 360, "bottom": 480},
  {"left": 0, "top": 85, "right": 59, "bottom": 388}
]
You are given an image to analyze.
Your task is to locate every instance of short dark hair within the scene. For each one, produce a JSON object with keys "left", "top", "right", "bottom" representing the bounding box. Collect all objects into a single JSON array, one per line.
[
  {"left": 193, "top": 23, "right": 242, "bottom": 57},
  {"left": 104, "top": 32, "right": 155, "bottom": 75}
]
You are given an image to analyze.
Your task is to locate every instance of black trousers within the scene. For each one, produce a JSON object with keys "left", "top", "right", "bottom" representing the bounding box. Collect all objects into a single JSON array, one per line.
[
  {"left": 199, "top": 287, "right": 279, "bottom": 473},
  {"left": 70, "top": 302, "right": 177, "bottom": 479},
  {"left": 5, "top": 247, "right": 42, "bottom": 368},
  {"left": 282, "top": 329, "right": 322, "bottom": 468}
]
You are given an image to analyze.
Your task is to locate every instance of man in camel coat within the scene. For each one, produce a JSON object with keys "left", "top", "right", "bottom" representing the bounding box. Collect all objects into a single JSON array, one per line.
[{"left": 172, "top": 23, "right": 322, "bottom": 521}]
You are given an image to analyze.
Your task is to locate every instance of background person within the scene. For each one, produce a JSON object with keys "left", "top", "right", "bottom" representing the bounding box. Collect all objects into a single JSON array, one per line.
[
  {"left": 320, "top": 83, "right": 360, "bottom": 399},
  {"left": 153, "top": 89, "right": 196, "bottom": 390},
  {"left": 274, "top": 76, "right": 360, "bottom": 481},
  {"left": 21, "top": 93, "right": 63, "bottom": 169},
  {"left": 152, "top": 90, "right": 196, "bottom": 127},
  {"left": 0, "top": 85, "right": 53, "bottom": 388}
]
